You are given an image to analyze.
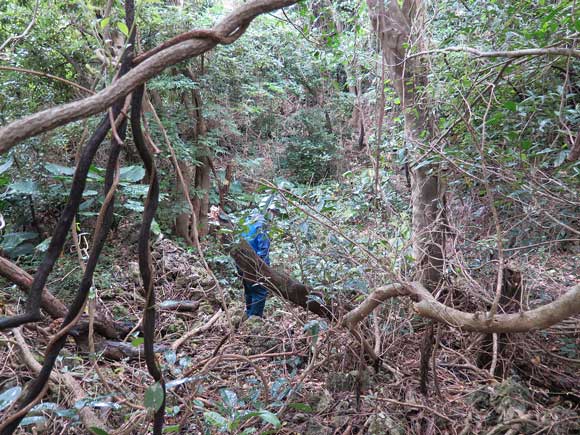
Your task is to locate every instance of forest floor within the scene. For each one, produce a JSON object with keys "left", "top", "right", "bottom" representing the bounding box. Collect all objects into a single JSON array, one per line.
[{"left": 1, "top": 230, "right": 578, "bottom": 434}]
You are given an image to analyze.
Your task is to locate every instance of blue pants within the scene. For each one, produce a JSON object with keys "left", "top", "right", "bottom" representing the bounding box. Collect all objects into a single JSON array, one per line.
[{"left": 243, "top": 280, "right": 268, "bottom": 317}]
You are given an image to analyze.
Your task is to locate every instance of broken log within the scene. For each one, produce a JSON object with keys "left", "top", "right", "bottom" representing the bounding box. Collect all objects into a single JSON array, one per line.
[{"left": 230, "top": 240, "right": 334, "bottom": 320}]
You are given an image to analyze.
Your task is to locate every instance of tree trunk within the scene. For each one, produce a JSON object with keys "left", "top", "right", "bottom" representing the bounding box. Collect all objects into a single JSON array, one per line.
[
  {"left": 366, "top": 0, "right": 444, "bottom": 289},
  {"left": 194, "top": 155, "right": 210, "bottom": 238},
  {"left": 175, "top": 160, "right": 194, "bottom": 244},
  {"left": 367, "top": 0, "right": 445, "bottom": 394},
  {"left": 191, "top": 85, "right": 210, "bottom": 239}
]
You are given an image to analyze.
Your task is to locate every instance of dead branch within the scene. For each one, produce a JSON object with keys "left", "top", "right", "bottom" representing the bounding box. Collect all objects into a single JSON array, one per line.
[
  {"left": 0, "top": 66, "right": 93, "bottom": 95},
  {"left": 231, "top": 240, "right": 334, "bottom": 320},
  {"left": 0, "top": 0, "right": 40, "bottom": 53},
  {"left": 0, "top": 255, "right": 129, "bottom": 339},
  {"left": 171, "top": 309, "right": 223, "bottom": 351}
]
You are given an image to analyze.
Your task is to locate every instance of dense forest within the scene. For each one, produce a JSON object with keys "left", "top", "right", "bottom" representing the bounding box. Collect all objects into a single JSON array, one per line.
[{"left": 0, "top": 0, "right": 579, "bottom": 434}]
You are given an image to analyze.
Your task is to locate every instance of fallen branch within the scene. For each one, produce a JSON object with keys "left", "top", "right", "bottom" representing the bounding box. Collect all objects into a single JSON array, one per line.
[
  {"left": 159, "top": 300, "right": 201, "bottom": 312},
  {"left": 171, "top": 309, "right": 223, "bottom": 351},
  {"left": 0, "top": 255, "right": 130, "bottom": 339},
  {"left": 231, "top": 240, "right": 334, "bottom": 320}
]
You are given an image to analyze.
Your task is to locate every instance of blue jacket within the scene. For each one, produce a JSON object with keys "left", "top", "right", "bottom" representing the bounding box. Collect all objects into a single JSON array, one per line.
[{"left": 242, "top": 218, "right": 270, "bottom": 265}]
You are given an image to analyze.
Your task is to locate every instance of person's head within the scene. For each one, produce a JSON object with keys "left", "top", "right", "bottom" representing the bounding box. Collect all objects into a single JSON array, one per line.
[
  {"left": 265, "top": 203, "right": 280, "bottom": 219},
  {"left": 249, "top": 209, "right": 265, "bottom": 224}
]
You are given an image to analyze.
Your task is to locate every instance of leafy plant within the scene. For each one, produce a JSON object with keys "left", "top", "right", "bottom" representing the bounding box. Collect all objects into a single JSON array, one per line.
[{"left": 203, "top": 388, "right": 282, "bottom": 433}]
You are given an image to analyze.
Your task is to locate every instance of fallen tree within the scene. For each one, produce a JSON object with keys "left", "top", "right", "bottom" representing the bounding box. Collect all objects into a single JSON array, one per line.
[
  {"left": 232, "top": 246, "right": 580, "bottom": 374},
  {"left": 231, "top": 240, "right": 334, "bottom": 320}
]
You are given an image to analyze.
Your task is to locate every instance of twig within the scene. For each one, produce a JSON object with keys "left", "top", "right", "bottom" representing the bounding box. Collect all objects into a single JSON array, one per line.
[
  {"left": 200, "top": 353, "right": 270, "bottom": 402},
  {"left": 171, "top": 309, "right": 223, "bottom": 351},
  {"left": 489, "top": 333, "right": 499, "bottom": 377},
  {"left": 0, "top": 66, "right": 94, "bottom": 95},
  {"left": 362, "top": 395, "right": 454, "bottom": 424}
]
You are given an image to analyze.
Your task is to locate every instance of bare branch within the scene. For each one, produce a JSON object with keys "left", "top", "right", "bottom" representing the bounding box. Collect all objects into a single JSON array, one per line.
[{"left": 0, "top": 66, "right": 94, "bottom": 95}]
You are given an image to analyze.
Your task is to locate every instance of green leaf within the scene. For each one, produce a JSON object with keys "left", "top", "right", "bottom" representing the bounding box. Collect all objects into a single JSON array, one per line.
[
  {"left": 288, "top": 402, "right": 313, "bottom": 412},
  {"left": 257, "top": 410, "right": 281, "bottom": 428},
  {"left": 31, "top": 402, "right": 60, "bottom": 412},
  {"left": 100, "top": 17, "right": 111, "bottom": 29},
  {"left": 131, "top": 337, "right": 144, "bottom": 347},
  {"left": 35, "top": 237, "right": 51, "bottom": 253},
  {"left": 122, "top": 199, "right": 144, "bottom": 212},
  {"left": 119, "top": 165, "right": 145, "bottom": 183},
  {"left": 45, "top": 163, "right": 75, "bottom": 176},
  {"left": 503, "top": 101, "right": 517, "bottom": 112},
  {"left": 89, "top": 428, "right": 110, "bottom": 435},
  {"left": 0, "top": 157, "right": 14, "bottom": 175},
  {"left": 117, "top": 22, "right": 129, "bottom": 36},
  {"left": 554, "top": 150, "right": 568, "bottom": 167},
  {"left": 220, "top": 388, "right": 238, "bottom": 410},
  {"left": 19, "top": 416, "right": 46, "bottom": 427},
  {"left": 75, "top": 396, "right": 120, "bottom": 410},
  {"left": 163, "top": 425, "right": 181, "bottom": 433},
  {"left": 165, "top": 377, "right": 195, "bottom": 390},
  {"left": 204, "top": 411, "right": 228, "bottom": 428},
  {"left": 6, "top": 180, "right": 39, "bottom": 195},
  {"left": 55, "top": 408, "right": 78, "bottom": 418},
  {"left": 144, "top": 382, "right": 164, "bottom": 412},
  {"left": 0, "top": 386, "right": 22, "bottom": 411},
  {"left": 1, "top": 232, "right": 38, "bottom": 251},
  {"left": 151, "top": 219, "right": 161, "bottom": 236}
]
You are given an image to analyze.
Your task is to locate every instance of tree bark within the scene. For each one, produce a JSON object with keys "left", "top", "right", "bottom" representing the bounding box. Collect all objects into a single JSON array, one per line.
[
  {"left": 230, "top": 240, "right": 334, "bottom": 320},
  {"left": 175, "top": 160, "right": 194, "bottom": 244},
  {"left": 0, "top": 255, "right": 130, "bottom": 340},
  {"left": 366, "top": 0, "right": 444, "bottom": 288},
  {"left": 191, "top": 85, "right": 210, "bottom": 239},
  {"left": 343, "top": 282, "right": 580, "bottom": 334},
  {"left": 194, "top": 155, "right": 211, "bottom": 239}
]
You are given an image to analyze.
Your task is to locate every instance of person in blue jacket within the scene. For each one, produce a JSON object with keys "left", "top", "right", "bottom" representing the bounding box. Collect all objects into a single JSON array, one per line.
[{"left": 240, "top": 212, "right": 271, "bottom": 317}]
